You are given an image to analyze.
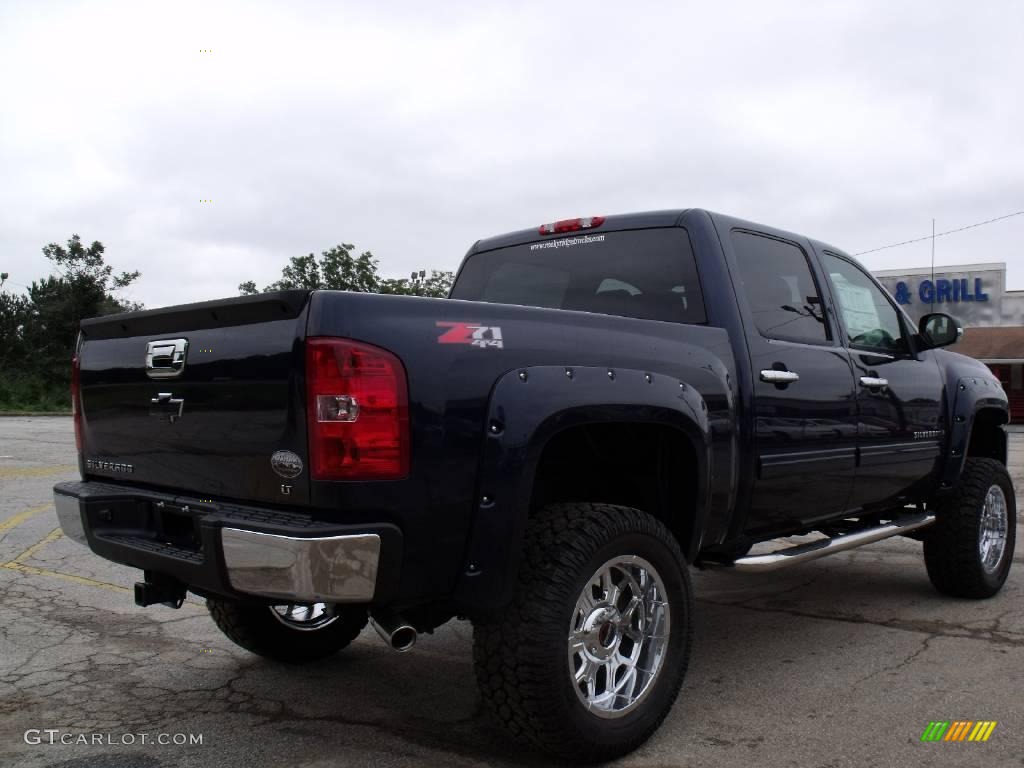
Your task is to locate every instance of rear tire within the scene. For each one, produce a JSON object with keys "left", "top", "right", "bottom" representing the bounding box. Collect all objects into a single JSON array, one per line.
[
  {"left": 207, "top": 599, "right": 367, "bottom": 663},
  {"left": 924, "top": 458, "right": 1016, "bottom": 599},
  {"left": 473, "top": 502, "right": 693, "bottom": 761}
]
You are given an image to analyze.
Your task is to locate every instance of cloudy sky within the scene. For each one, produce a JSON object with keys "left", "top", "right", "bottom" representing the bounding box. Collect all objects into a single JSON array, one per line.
[{"left": 1, "top": 0, "right": 1022, "bottom": 308}]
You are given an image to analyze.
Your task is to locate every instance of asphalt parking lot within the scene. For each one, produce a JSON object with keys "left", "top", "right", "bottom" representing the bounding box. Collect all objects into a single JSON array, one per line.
[{"left": 1, "top": 416, "right": 1022, "bottom": 768}]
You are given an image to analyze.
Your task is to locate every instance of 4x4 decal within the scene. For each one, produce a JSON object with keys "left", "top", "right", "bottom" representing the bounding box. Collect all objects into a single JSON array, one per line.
[{"left": 436, "top": 322, "right": 504, "bottom": 349}]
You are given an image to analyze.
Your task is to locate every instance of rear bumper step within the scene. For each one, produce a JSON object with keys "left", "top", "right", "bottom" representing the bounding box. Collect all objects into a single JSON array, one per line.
[{"left": 728, "top": 512, "right": 936, "bottom": 573}]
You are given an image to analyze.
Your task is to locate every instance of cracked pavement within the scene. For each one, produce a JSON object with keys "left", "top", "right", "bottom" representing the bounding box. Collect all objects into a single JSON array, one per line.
[{"left": 1, "top": 416, "right": 1022, "bottom": 767}]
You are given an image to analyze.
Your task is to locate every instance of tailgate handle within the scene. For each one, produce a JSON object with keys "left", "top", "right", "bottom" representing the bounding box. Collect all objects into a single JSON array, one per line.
[{"left": 146, "top": 338, "right": 189, "bottom": 379}]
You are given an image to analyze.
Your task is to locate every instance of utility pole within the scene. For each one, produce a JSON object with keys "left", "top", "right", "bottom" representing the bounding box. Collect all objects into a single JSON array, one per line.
[{"left": 930, "top": 219, "right": 935, "bottom": 311}]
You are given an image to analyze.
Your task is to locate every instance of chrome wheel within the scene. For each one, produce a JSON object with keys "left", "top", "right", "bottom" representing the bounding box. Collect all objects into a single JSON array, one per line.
[
  {"left": 979, "top": 484, "right": 1009, "bottom": 573},
  {"left": 568, "top": 555, "right": 670, "bottom": 718},
  {"left": 269, "top": 602, "right": 338, "bottom": 631}
]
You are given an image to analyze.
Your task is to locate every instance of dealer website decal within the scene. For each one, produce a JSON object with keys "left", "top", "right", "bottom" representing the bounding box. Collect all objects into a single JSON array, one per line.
[
  {"left": 529, "top": 234, "right": 605, "bottom": 250},
  {"left": 436, "top": 322, "right": 504, "bottom": 349},
  {"left": 920, "top": 720, "right": 997, "bottom": 742}
]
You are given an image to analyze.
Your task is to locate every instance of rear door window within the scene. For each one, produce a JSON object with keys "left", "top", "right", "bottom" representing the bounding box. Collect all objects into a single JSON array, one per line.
[{"left": 730, "top": 231, "right": 830, "bottom": 345}]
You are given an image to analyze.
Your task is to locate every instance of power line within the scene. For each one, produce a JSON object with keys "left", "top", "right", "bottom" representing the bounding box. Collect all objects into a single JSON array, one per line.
[
  {"left": 852, "top": 210, "right": 1024, "bottom": 256},
  {"left": 0, "top": 280, "right": 32, "bottom": 294}
]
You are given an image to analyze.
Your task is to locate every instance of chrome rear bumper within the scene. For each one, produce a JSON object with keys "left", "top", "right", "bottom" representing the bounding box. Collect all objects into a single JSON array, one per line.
[
  {"left": 53, "top": 483, "right": 387, "bottom": 604},
  {"left": 221, "top": 528, "right": 381, "bottom": 602},
  {"left": 55, "top": 490, "right": 88, "bottom": 545}
]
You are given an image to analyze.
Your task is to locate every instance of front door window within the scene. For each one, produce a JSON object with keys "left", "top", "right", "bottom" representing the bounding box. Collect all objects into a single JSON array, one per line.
[{"left": 822, "top": 253, "right": 908, "bottom": 354}]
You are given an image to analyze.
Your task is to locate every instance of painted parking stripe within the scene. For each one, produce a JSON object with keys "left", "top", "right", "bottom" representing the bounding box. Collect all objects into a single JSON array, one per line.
[
  {"left": 0, "top": 465, "right": 75, "bottom": 480},
  {"left": 1, "top": 528, "right": 203, "bottom": 611},
  {"left": 7, "top": 527, "right": 64, "bottom": 565},
  {"left": 2, "top": 561, "right": 203, "bottom": 611},
  {"left": 0, "top": 502, "right": 53, "bottom": 534},
  {"left": 3, "top": 561, "right": 133, "bottom": 593}
]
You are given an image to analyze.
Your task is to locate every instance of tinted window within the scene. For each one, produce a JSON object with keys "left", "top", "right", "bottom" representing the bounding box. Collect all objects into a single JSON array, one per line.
[
  {"left": 823, "top": 252, "right": 908, "bottom": 354},
  {"left": 481, "top": 263, "right": 569, "bottom": 309},
  {"left": 731, "top": 231, "right": 829, "bottom": 344},
  {"left": 451, "top": 228, "right": 706, "bottom": 324}
]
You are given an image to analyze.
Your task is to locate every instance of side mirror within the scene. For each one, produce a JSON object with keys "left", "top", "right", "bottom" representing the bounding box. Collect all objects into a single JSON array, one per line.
[{"left": 918, "top": 312, "right": 962, "bottom": 349}]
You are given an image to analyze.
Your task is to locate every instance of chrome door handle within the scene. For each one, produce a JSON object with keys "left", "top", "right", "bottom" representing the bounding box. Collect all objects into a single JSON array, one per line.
[
  {"left": 859, "top": 376, "right": 888, "bottom": 389},
  {"left": 760, "top": 370, "right": 800, "bottom": 384}
]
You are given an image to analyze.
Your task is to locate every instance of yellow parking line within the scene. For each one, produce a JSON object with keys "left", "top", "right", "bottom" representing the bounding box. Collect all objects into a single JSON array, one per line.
[
  {"left": 0, "top": 465, "right": 76, "bottom": 480},
  {"left": 2, "top": 562, "right": 133, "bottom": 593},
  {"left": 9, "top": 527, "right": 63, "bottom": 565},
  {"left": 2, "top": 561, "right": 204, "bottom": 611},
  {"left": 0, "top": 502, "right": 53, "bottom": 535}
]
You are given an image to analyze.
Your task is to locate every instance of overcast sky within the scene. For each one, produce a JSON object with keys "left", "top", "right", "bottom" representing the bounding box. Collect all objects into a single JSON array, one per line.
[{"left": 2, "top": 0, "right": 1022, "bottom": 308}]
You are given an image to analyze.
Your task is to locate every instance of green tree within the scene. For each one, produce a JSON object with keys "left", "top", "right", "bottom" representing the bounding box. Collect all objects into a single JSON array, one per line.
[
  {"left": 239, "top": 244, "right": 453, "bottom": 298},
  {"left": 0, "top": 292, "right": 30, "bottom": 371},
  {"left": 379, "top": 269, "right": 454, "bottom": 298},
  {"left": 0, "top": 235, "right": 141, "bottom": 410},
  {"left": 42, "top": 235, "right": 140, "bottom": 302}
]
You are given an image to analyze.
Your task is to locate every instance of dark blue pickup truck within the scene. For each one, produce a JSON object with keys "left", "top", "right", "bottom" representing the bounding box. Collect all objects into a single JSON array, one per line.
[{"left": 55, "top": 209, "right": 1015, "bottom": 760}]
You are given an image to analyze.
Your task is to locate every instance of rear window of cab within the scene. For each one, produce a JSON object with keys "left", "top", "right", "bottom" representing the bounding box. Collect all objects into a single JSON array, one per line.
[{"left": 450, "top": 228, "right": 706, "bottom": 324}]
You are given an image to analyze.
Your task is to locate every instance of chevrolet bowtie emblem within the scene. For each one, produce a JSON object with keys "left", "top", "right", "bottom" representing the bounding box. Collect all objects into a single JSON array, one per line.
[{"left": 150, "top": 392, "right": 185, "bottom": 423}]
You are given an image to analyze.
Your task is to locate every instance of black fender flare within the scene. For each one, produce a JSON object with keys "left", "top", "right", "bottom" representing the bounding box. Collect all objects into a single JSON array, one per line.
[
  {"left": 941, "top": 375, "right": 1009, "bottom": 489},
  {"left": 452, "top": 364, "right": 713, "bottom": 611}
]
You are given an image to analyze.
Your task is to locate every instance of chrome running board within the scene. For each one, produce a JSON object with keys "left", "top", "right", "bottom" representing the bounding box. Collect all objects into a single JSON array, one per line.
[{"left": 730, "top": 512, "right": 936, "bottom": 573}]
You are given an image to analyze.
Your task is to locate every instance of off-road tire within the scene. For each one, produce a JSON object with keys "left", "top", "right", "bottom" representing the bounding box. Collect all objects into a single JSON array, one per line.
[
  {"left": 924, "top": 458, "right": 1016, "bottom": 598},
  {"left": 473, "top": 502, "right": 693, "bottom": 761},
  {"left": 207, "top": 599, "right": 367, "bottom": 663}
]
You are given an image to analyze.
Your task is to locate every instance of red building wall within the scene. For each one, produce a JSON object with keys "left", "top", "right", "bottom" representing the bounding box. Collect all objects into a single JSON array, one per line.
[{"left": 986, "top": 364, "right": 1024, "bottom": 422}]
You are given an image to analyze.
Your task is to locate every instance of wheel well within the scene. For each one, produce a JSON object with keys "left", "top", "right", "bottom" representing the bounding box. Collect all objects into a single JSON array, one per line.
[
  {"left": 530, "top": 423, "right": 699, "bottom": 559},
  {"left": 968, "top": 408, "right": 1008, "bottom": 464}
]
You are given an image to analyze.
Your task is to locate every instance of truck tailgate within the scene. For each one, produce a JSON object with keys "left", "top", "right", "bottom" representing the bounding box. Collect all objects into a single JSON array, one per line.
[{"left": 76, "top": 290, "right": 311, "bottom": 506}]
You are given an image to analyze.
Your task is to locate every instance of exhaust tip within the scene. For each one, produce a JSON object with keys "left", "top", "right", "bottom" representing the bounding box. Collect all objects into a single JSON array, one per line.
[
  {"left": 369, "top": 609, "right": 418, "bottom": 652},
  {"left": 390, "top": 626, "right": 417, "bottom": 652}
]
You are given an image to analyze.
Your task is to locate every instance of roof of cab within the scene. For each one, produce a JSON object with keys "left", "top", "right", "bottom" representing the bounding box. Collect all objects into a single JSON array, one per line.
[
  {"left": 468, "top": 208, "right": 852, "bottom": 262},
  {"left": 470, "top": 209, "right": 692, "bottom": 254}
]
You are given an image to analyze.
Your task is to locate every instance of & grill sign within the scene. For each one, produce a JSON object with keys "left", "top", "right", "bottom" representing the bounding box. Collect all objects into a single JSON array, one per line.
[{"left": 894, "top": 278, "right": 989, "bottom": 306}]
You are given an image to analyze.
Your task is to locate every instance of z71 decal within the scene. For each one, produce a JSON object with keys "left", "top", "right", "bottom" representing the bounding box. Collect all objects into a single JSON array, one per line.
[{"left": 436, "top": 322, "right": 504, "bottom": 349}]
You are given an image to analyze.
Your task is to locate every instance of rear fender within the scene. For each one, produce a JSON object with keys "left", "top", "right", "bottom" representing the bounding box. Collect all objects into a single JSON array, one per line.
[{"left": 452, "top": 364, "right": 712, "bottom": 611}]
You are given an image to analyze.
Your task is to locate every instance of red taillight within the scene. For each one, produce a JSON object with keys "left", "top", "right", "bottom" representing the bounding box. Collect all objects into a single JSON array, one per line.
[
  {"left": 538, "top": 216, "right": 605, "bottom": 235},
  {"left": 305, "top": 338, "right": 409, "bottom": 481},
  {"left": 71, "top": 354, "right": 83, "bottom": 453}
]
